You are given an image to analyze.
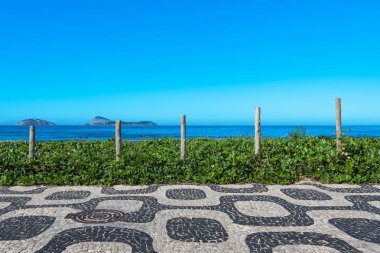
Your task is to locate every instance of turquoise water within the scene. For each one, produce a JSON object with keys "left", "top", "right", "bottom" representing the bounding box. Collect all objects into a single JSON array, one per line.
[{"left": 0, "top": 125, "right": 379, "bottom": 141}]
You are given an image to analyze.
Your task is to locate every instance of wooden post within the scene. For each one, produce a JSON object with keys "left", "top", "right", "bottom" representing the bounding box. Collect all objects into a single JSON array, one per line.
[
  {"left": 336, "top": 98, "right": 342, "bottom": 152},
  {"left": 115, "top": 120, "right": 121, "bottom": 160},
  {"left": 255, "top": 107, "right": 261, "bottom": 157},
  {"left": 28, "top": 126, "right": 35, "bottom": 159},
  {"left": 180, "top": 114, "right": 186, "bottom": 160}
]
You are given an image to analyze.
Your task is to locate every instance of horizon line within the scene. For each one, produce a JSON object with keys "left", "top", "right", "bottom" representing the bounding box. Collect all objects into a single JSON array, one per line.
[{"left": 1, "top": 124, "right": 380, "bottom": 127}]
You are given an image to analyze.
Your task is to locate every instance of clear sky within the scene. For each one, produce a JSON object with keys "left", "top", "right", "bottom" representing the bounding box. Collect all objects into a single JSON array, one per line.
[{"left": 0, "top": 0, "right": 379, "bottom": 125}]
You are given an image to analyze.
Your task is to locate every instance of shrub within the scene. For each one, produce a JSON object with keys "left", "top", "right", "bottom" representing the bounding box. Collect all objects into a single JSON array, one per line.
[{"left": 0, "top": 137, "right": 379, "bottom": 185}]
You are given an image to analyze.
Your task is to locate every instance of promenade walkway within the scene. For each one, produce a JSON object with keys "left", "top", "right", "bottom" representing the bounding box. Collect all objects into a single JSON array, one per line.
[{"left": 0, "top": 181, "right": 379, "bottom": 252}]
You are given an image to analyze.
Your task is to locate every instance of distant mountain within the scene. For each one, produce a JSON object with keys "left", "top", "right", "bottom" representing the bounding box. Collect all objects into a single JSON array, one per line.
[
  {"left": 86, "top": 116, "right": 157, "bottom": 126},
  {"left": 120, "top": 121, "right": 157, "bottom": 126},
  {"left": 17, "top": 119, "right": 56, "bottom": 126},
  {"left": 87, "top": 116, "right": 113, "bottom": 126}
]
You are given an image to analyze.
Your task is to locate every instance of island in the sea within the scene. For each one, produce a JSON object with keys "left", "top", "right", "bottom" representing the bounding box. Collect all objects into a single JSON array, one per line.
[
  {"left": 86, "top": 116, "right": 157, "bottom": 126},
  {"left": 16, "top": 119, "right": 56, "bottom": 126}
]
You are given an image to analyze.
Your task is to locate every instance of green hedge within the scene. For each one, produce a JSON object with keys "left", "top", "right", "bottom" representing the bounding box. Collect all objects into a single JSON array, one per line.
[{"left": 0, "top": 137, "right": 379, "bottom": 185}]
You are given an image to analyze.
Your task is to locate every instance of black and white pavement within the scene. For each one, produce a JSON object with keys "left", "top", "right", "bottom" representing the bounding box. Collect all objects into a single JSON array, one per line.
[{"left": 0, "top": 182, "right": 379, "bottom": 252}]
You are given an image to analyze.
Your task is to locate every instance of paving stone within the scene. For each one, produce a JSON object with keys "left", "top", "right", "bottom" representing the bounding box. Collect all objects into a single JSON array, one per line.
[
  {"left": 166, "top": 189, "right": 206, "bottom": 200},
  {"left": 0, "top": 181, "right": 379, "bottom": 252},
  {"left": 234, "top": 200, "right": 290, "bottom": 217},
  {"left": 0, "top": 216, "right": 55, "bottom": 240},
  {"left": 0, "top": 186, "right": 48, "bottom": 194},
  {"left": 300, "top": 183, "right": 380, "bottom": 193},
  {"left": 0, "top": 202, "right": 10, "bottom": 209},
  {"left": 209, "top": 184, "right": 268, "bottom": 193},
  {"left": 329, "top": 218, "right": 380, "bottom": 243},
  {"left": 273, "top": 245, "right": 340, "bottom": 253},
  {"left": 280, "top": 188, "right": 332, "bottom": 200},
  {"left": 66, "top": 209, "right": 125, "bottom": 223},
  {"left": 245, "top": 232, "right": 360, "bottom": 253},
  {"left": 369, "top": 201, "right": 380, "bottom": 208},
  {"left": 62, "top": 242, "right": 132, "bottom": 253},
  {"left": 34, "top": 226, "right": 156, "bottom": 253},
  {"left": 101, "top": 185, "right": 159, "bottom": 195},
  {"left": 45, "top": 191, "right": 91, "bottom": 200},
  {"left": 96, "top": 200, "right": 143, "bottom": 213},
  {"left": 166, "top": 217, "right": 228, "bottom": 242}
]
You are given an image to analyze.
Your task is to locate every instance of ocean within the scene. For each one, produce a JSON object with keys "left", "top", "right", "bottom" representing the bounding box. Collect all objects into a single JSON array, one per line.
[{"left": 0, "top": 125, "right": 379, "bottom": 141}]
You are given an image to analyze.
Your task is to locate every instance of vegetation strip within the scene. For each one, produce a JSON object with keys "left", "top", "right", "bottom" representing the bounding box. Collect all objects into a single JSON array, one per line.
[{"left": 0, "top": 137, "right": 379, "bottom": 185}]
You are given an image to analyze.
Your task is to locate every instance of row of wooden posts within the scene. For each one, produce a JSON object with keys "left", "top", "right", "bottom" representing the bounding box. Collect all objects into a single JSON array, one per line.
[{"left": 27, "top": 98, "right": 343, "bottom": 160}]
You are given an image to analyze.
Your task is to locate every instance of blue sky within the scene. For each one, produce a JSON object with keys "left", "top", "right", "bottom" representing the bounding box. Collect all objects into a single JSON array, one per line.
[{"left": 0, "top": 0, "right": 379, "bottom": 125}]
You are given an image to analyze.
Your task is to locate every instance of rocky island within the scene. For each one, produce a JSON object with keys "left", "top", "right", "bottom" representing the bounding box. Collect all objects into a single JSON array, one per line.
[
  {"left": 16, "top": 119, "right": 56, "bottom": 126},
  {"left": 86, "top": 116, "right": 157, "bottom": 126}
]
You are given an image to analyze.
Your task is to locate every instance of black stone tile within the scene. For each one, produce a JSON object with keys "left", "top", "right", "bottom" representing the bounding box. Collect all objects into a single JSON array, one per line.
[
  {"left": 345, "top": 195, "right": 380, "bottom": 215},
  {"left": 300, "top": 183, "right": 380, "bottom": 193},
  {"left": 45, "top": 191, "right": 91, "bottom": 200},
  {"left": 209, "top": 184, "right": 268, "bottom": 193},
  {"left": 166, "top": 189, "right": 206, "bottom": 200},
  {"left": 101, "top": 186, "right": 159, "bottom": 195},
  {"left": 0, "top": 216, "right": 55, "bottom": 240},
  {"left": 281, "top": 188, "right": 332, "bottom": 200},
  {"left": 245, "top": 232, "right": 360, "bottom": 253},
  {"left": 329, "top": 218, "right": 380, "bottom": 243},
  {"left": 166, "top": 217, "right": 228, "bottom": 243},
  {"left": 35, "top": 226, "right": 157, "bottom": 253},
  {"left": 0, "top": 187, "right": 48, "bottom": 194},
  {"left": 0, "top": 196, "right": 32, "bottom": 216}
]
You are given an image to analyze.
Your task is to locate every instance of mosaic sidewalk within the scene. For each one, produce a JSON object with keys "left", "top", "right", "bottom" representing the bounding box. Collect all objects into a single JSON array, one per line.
[{"left": 0, "top": 182, "right": 379, "bottom": 253}]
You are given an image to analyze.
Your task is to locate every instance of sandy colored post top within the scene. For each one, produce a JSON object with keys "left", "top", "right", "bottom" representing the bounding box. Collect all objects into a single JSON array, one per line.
[
  {"left": 115, "top": 120, "right": 122, "bottom": 160},
  {"left": 180, "top": 114, "right": 186, "bottom": 160},
  {"left": 336, "top": 98, "right": 342, "bottom": 151},
  {"left": 28, "top": 126, "right": 35, "bottom": 159},
  {"left": 255, "top": 107, "right": 261, "bottom": 157}
]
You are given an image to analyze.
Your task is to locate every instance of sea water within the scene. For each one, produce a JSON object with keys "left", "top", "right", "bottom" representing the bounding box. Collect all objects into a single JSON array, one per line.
[{"left": 0, "top": 125, "right": 379, "bottom": 141}]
